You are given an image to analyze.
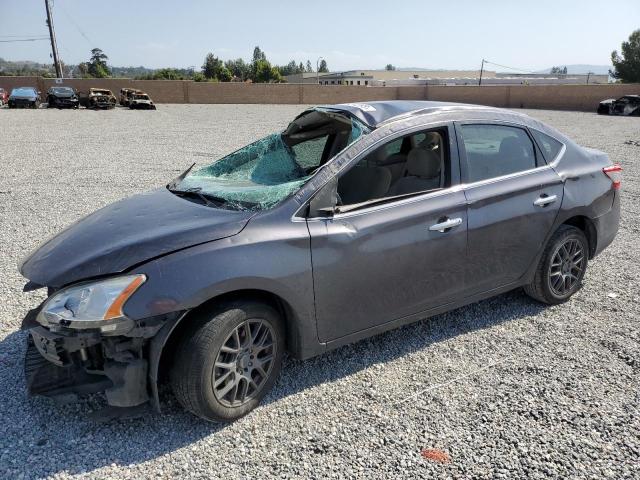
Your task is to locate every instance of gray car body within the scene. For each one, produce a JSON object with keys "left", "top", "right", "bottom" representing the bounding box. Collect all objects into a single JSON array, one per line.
[{"left": 20, "top": 101, "right": 620, "bottom": 410}]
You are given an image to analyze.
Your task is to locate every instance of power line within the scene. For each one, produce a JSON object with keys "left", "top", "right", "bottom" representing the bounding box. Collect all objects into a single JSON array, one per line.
[
  {"left": 57, "top": 1, "right": 93, "bottom": 46},
  {"left": 482, "top": 59, "right": 538, "bottom": 74},
  {"left": 0, "top": 34, "right": 49, "bottom": 38},
  {"left": 0, "top": 38, "right": 50, "bottom": 43}
]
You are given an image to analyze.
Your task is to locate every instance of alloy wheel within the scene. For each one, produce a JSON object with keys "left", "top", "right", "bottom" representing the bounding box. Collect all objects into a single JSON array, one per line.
[
  {"left": 548, "top": 238, "right": 585, "bottom": 297},
  {"left": 212, "top": 319, "right": 276, "bottom": 407}
]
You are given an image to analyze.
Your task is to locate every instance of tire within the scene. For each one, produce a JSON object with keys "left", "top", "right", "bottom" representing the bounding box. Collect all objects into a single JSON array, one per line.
[
  {"left": 170, "top": 300, "right": 285, "bottom": 422},
  {"left": 524, "top": 225, "right": 589, "bottom": 304}
]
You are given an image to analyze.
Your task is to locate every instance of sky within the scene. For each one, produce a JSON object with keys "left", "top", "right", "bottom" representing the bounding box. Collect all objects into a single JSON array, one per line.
[{"left": 1, "top": 0, "right": 638, "bottom": 72}]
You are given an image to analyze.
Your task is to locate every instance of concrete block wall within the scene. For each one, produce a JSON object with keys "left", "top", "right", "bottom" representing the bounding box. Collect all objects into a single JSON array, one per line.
[{"left": 1, "top": 76, "right": 638, "bottom": 111}]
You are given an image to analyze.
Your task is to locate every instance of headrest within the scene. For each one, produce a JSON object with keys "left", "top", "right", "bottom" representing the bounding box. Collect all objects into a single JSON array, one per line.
[
  {"left": 406, "top": 148, "right": 441, "bottom": 178},
  {"left": 418, "top": 132, "right": 441, "bottom": 149}
]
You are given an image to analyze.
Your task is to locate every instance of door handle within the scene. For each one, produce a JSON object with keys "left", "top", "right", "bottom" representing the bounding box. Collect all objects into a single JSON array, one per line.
[
  {"left": 533, "top": 194, "right": 557, "bottom": 207},
  {"left": 429, "top": 217, "right": 463, "bottom": 233}
]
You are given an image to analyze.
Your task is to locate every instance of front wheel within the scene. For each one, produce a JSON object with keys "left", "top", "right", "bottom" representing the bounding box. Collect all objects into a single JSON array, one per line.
[
  {"left": 170, "top": 301, "right": 284, "bottom": 422},
  {"left": 524, "top": 225, "right": 589, "bottom": 304}
]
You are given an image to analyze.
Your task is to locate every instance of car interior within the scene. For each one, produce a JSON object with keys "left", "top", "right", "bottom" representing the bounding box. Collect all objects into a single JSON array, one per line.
[{"left": 337, "top": 128, "right": 450, "bottom": 206}]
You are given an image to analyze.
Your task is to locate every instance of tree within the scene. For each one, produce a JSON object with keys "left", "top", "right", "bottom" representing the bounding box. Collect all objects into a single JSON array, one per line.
[
  {"left": 252, "top": 46, "right": 266, "bottom": 63},
  {"left": 87, "top": 48, "right": 110, "bottom": 78},
  {"left": 550, "top": 66, "right": 567, "bottom": 75},
  {"left": 611, "top": 29, "right": 640, "bottom": 83},
  {"left": 254, "top": 59, "right": 282, "bottom": 83},
  {"left": 225, "top": 58, "right": 250, "bottom": 81},
  {"left": 318, "top": 59, "right": 329, "bottom": 73},
  {"left": 202, "top": 52, "right": 231, "bottom": 81},
  {"left": 385, "top": 64, "right": 396, "bottom": 71},
  {"left": 306, "top": 60, "right": 313, "bottom": 73}
]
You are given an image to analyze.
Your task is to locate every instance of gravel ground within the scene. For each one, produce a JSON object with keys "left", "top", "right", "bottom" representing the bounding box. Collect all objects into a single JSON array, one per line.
[{"left": 0, "top": 105, "right": 638, "bottom": 479}]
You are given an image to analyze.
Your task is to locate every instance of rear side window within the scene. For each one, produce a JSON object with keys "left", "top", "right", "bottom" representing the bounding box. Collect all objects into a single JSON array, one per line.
[
  {"left": 460, "top": 124, "right": 536, "bottom": 183},
  {"left": 530, "top": 130, "right": 563, "bottom": 161}
]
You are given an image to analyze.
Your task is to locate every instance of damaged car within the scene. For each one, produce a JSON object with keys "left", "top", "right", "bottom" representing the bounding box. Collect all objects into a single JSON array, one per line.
[
  {"left": 597, "top": 94, "right": 640, "bottom": 116},
  {"left": 80, "top": 88, "right": 117, "bottom": 109},
  {"left": 46, "top": 86, "right": 79, "bottom": 109},
  {"left": 119, "top": 87, "right": 141, "bottom": 107},
  {"left": 128, "top": 91, "right": 156, "bottom": 110},
  {"left": 0, "top": 88, "right": 8, "bottom": 106},
  {"left": 8, "top": 86, "right": 41, "bottom": 108},
  {"left": 20, "top": 101, "right": 621, "bottom": 422}
]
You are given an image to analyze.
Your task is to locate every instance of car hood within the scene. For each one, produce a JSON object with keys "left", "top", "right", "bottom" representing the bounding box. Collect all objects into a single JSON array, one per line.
[
  {"left": 20, "top": 187, "right": 255, "bottom": 287},
  {"left": 599, "top": 99, "right": 616, "bottom": 104}
]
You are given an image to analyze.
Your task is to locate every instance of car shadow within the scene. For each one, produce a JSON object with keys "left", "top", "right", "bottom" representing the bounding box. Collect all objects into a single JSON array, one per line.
[{"left": 0, "top": 289, "right": 545, "bottom": 478}]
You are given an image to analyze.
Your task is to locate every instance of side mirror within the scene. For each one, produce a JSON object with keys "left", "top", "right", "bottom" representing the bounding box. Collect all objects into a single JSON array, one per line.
[{"left": 308, "top": 177, "right": 338, "bottom": 218}]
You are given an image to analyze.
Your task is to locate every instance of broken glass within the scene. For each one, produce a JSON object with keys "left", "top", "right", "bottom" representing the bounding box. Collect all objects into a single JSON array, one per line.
[{"left": 176, "top": 114, "right": 369, "bottom": 211}]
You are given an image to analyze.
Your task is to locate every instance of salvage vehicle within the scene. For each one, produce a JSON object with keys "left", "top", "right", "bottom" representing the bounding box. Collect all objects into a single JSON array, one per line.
[
  {"left": 128, "top": 92, "right": 156, "bottom": 110},
  {"left": 597, "top": 94, "right": 640, "bottom": 116},
  {"left": 119, "top": 88, "right": 141, "bottom": 107},
  {"left": 0, "top": 88, "right": 8, "bottom": 106},
  {"left": 46, "top": 86, "right": 79, "bottom": 109},
  {"left": 8, "top": 86, "right": 40, "bottom": 108},
  {"left": 79, "top": 88, "right": 117, "bottom": 109},
  {"left": 20, "top": 101, "right": 621, "bottom": 422}
]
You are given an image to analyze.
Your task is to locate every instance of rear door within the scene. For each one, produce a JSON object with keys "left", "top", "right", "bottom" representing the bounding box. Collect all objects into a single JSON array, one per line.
[{"left": 455, "top": 122, "right": 563, "bottom": 294}]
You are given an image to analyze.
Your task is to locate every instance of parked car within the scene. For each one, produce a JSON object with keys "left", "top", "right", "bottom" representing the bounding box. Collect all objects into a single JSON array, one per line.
[
  {"left": 0, "top": 88, "right": 8, "bottom": 106},
  {"left": 46, "top": 86, "right": 79, "bottom": 109},
  {"left": 7, "top": 86, "right": 41, "bottom": 108},
  {"left": 128, "top": 91, "right": 156, "bottom": 110},
  {"left": 119, "top": 87, "right": 143, "bottom": 106},
  {"left": 20, "top": 101, "right": 621, "bottom": 422},
  {"left": 597, "top": 95, "right": 640, "bottom": 116},
  {"left": 79, "top": 88, "right": 117, "bottom": 109}
]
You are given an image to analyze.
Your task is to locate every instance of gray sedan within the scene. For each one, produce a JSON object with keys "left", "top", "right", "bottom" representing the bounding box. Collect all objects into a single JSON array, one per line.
[{"left": 20, "top": 101, "right": 621, "bottom": 422}]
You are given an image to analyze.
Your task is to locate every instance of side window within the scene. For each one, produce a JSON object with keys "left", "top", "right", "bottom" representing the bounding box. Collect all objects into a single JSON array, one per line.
[
  {"left": 337, "top": 128, "right": 450, "bottom": 206},
  {"left": 460, "top": 124, "right": 536, "bottom": 183},
  {"left": 530, "top": 129, "right": 563, "bottom": 162}
]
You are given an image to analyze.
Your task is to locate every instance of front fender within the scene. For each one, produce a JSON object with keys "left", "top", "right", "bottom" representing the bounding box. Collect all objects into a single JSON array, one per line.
[{"left": 123, "top": 209, "right": 320, "bottom": 355}]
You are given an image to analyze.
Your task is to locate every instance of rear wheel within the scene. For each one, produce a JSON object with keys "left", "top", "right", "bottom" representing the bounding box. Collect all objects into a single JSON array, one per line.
[
  {"left": 170, "top": 300, "right": 284, "bottom": 422},
  {"left": 525, "top": 225, "right": 589, "bottom": 304}
]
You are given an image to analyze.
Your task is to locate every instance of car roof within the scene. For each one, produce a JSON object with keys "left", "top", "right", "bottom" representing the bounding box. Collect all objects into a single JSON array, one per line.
[{"left": 323, "top": 100, "right": 519, "bottom": 128}]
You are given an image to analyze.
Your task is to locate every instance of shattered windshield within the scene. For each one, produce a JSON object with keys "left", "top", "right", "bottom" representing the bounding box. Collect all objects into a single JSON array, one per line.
[{"left": 172, "top": 112, "right": 369, "bottom": 211}]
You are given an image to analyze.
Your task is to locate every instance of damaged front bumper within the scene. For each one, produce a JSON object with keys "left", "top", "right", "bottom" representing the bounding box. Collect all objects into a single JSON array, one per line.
[{"left": 24, "top": 311, "right": 182, "bottom": 411}]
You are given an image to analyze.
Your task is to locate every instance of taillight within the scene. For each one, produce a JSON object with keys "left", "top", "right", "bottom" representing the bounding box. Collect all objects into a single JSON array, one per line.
[{"left": 603, "top": 164, "right": 622, "bottom": 190}]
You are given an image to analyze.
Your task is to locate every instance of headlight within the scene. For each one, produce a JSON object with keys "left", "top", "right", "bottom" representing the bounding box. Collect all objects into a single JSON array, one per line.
[{"left": 37, "top": 274, "right": 146, "bottom": 332}]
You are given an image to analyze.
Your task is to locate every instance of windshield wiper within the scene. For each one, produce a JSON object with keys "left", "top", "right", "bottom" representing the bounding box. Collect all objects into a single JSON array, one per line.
[
  {"left": 167, "top": 162, "right": 196, "bottom": 190},
  {"left": 168, "top": 186, "right": 228, "bottom": 207}
]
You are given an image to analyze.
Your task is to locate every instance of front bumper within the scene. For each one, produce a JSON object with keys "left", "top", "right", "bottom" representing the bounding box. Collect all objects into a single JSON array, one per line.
[
  {"left": 24, "top": 312, "right": 179, "bottom": 409},
  {"left": 49, "top": 98, "right": 79, "bottom": 108},
  {"left": 9, "top": 99, "right": 36, "bottom": 108},
  {"left": 130, "top": 102, "right": 156, "bottom": 110}
]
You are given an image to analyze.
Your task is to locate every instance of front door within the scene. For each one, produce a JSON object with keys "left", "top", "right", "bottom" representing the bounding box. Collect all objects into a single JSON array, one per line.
[
  {"left": 456, "top": 122, "right": 563, "bottom": 294},
  {"left": 307, "top": 124, "right": 468, "bottom": 342}
]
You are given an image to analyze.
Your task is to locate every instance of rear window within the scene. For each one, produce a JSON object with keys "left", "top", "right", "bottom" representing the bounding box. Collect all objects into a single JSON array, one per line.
[{"left": 531, "top": 130, "right": 563, "bottom": 161}]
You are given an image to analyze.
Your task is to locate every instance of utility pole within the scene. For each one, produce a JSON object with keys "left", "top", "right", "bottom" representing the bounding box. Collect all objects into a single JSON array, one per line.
[
  {"left": 478, "top": 59, "right": 485, "bottom": 86},
  {"left": 586, "top": 71, "right": 593, "bottom": 84},
  {"left": 316, "top": 57, "right": 324, "bottom": 85},
  {"left": 45, "top": 0, "right": 62, "bottom": 78}
]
